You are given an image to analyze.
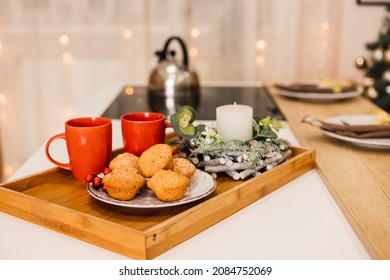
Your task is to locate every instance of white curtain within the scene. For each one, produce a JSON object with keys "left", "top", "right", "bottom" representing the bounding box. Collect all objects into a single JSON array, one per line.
[{"left": 0, "top": 0, "right": 384, "bottom": 180}]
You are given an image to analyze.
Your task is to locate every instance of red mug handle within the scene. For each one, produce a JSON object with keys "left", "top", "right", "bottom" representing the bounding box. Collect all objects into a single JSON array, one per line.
[
  {"left": 165, "top": 121, "right": 183, "bottom": 155},
  {"left": 165, "top": 120, "right": 183, "bottom": 140},
  {"left": 165, "top": 121, "right": 172, "bottom": 128},
  {"left": 45, "top": 132, "right": 72, "bottom": 171}
]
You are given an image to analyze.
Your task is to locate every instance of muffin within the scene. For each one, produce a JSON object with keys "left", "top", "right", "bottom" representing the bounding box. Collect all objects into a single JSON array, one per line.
[
  {"left": 147, "top": 169, "right": 190, "bottom": 201},
  {"left": 138, "top": 144, "right": 173, "bottom": 177},
  {"left": 109, "top": 152, "right": 139, "bottom": 171},
  {"left": 172, "top": 158, "right": 196, "bottom": 178},
  {"left": 102, "top": 168, "right": 145, "bottom": 200}
]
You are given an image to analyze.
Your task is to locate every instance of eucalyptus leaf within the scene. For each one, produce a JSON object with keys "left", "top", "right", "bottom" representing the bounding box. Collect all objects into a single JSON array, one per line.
[
  {"left": 256, "top": 128, "right": 277, "bottom": 139},
  {"left": 260, "top": 116, "right": 271, "bottom": 127},
  {"left": 196, "top": 124, "right": 207, "bottom": 133},
  {"left": 170, "top": 106, "right": 198, "bottom": 139},
  {"left": 252, "top": 119, "right": 260, "bottom": 134}
]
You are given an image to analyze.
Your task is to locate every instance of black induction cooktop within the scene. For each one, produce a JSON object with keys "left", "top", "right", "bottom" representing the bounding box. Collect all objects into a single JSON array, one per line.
[{"left": 102, "top": 85, "right": 284, "bottom": 120}]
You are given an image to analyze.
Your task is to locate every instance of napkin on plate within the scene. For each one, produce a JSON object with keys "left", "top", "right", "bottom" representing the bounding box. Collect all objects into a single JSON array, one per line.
[{"left": 302, "top": 115, "right": 390, "bottom": 138}]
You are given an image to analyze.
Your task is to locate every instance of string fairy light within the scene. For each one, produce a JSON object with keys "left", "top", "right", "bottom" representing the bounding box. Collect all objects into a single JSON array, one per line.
[
  {"left": 3, "top": 165, "right": 14, "bottom": 178},
  {"left": 256, "top": 40, "right": 266, "bottom": 50},
  {"left": 189, "top": 47, "right": 198, "bottom": 57},
  {"left": 123, "top": 29, "right": 133, "bottom": 39},
  {"left": 59, "top": 35, "right": 69, "bottom": 45},
  {"left": 0, "top": 94, "right": 7, "bottom": 106},
  {"left": 321, "top": 22, "right": 329, "bottom": 48},
  {"left": 191, "top": 28, "right": 200, "bottom": 38},
  {"left": 256, "top": 55, "right": 264, "bottom": 65},
  {"left": 124, "top": 86, "right": 134, "bottom": 95},
  {"left": 62, "top": 52, "right": 73, "bottom": 64},
  {"left": 321, "top": 21, "right": 330, "bottom": 30},
  {"left": 63, "top": 107, "right": 75, "bottom": 119}
]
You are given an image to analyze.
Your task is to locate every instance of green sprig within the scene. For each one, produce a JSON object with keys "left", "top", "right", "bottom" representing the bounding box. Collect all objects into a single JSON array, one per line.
[{"left": 252, "top": 116, "right": 285, "bottom": 140}]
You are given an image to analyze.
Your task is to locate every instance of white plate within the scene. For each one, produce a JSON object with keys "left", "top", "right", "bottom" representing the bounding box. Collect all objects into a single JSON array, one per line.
[
  {"left": 87, "top": 169, "right": 216, "bottom": 208},
  {"left": 275, "top": 82, "right": 361, "bottom": 102},
  {"left": 277, "top": 89, "right": 361, "bottom": 102},
  {"left": 321, "top": 114, "right": 390, "bottom": 150}
]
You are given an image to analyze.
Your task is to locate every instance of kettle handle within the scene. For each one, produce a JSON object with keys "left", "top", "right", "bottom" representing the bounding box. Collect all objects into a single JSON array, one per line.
[{"left": 159, "top": 36, "right": 189, "bottom": 70}]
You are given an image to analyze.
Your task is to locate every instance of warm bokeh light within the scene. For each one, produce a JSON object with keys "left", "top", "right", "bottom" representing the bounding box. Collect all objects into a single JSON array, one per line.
[
  {"left": 63, "top": 107, "right": 75, "bottom": 118},
  {"left": 191, "top": 28, "right": 200, "bottom": 37},
  {"left": 4, "top": 166, "right": 14, "bottom": 178},
  {"left": 256, "top": 55, "right": 264, "bottom": 65},
  {"left": 0, "top": 94, "right": 7, "bottom": 106},
  {"left": 124, "top": 86, "right": 134, "bottom": 95},
  {"left": 0, "top": 111, "right": 5, "bottom": 122},
  {"left": 256, "top": 40, "right": 266, "bottom": 50},
  {"left": 189, "top": 47, "right": 198, "bottom": 57},
  {"left": 62, "top": 52, "right": 74, "bottom": 63},
  {"left": 0, "top": 42, "right": 2, "bottom": 50},
  {"left": 321, "top": 22, "right": 330, "bottom": 30},
  {"left": 123, "top": 29, "right": 133, "bottom": 39},
  {"left": 59, "top": 35, "right": 69, "bottom": 45}
]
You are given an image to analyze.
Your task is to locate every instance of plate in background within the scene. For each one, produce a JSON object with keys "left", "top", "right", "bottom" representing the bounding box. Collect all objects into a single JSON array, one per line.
[
  {"left": 321, "top": 114, "right": 390, "bottom": 149},
  {"left": 275, "top": 81, "right": 362, "bottom": 102}
]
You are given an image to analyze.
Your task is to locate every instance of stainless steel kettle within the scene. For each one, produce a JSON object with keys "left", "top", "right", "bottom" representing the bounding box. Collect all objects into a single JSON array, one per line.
[{"left": 148, "top": 36, "right": 200, "bottom": 115}]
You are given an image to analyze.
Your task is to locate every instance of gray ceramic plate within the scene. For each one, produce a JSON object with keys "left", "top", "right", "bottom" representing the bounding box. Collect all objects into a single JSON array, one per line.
[{"left": 87, "top": 169, "right": 216, "bottom": 208}]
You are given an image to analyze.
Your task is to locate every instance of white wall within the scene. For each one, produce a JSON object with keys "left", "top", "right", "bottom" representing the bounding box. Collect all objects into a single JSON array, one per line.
[{"left": 338, "top": 1, "right": 386, "bottom": 79}]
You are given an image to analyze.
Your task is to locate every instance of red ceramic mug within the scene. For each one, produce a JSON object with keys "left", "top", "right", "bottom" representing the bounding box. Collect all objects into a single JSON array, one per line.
[
  {"left": 121, "top": 112, "right": 171, "bottom": 156},
  {"left": 45, "top": 117, "right": 112, "bottom": 182}
]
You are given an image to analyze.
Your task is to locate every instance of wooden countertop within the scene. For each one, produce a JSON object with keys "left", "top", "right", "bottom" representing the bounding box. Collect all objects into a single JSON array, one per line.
[{"left": 269, "top": 87, "right": 390, "bottom": 259}]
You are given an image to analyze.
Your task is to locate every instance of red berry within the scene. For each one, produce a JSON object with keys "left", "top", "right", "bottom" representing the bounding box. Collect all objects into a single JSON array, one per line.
[
  {"left": 93, "top": 176, "right": 102, "bottom": 188},
  {"left": 101, "top": 185, "right": 107, "bottom": 192},
  {"left": 85, "top": 173, "right": 96, "bottom": 183},
  {"left": 103, "top": 167, "right": 112, "bottom": 175}
]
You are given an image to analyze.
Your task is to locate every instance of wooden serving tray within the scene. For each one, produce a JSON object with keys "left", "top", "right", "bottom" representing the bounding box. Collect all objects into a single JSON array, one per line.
[{"left": 0, "top": 147, "right": 315, "bottom": 259}]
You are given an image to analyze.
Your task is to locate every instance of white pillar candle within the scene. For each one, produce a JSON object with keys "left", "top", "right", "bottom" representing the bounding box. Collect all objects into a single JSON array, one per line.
[{"left": 216, "top": 103, "right": 253, "bottom": 142}]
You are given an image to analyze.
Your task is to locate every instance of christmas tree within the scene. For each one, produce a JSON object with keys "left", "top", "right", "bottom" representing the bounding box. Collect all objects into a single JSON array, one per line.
[{"left": 355, "top": 4, "right": 390, "bottom": 111}]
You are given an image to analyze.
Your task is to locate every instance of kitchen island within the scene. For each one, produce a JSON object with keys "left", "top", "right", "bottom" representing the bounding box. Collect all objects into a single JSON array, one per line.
[{"left": 0, "top": 82, "right": 371, "bottom": 259}]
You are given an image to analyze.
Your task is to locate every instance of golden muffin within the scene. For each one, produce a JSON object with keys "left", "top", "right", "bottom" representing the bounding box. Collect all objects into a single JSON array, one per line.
[
  {"left": 138, "top": 144, "right": 173, "bottom": 177},
  {"left": 102, "top": 168, "right": 145, "bottom": 200},
  {"left": 172, "top": 158, "right": 196, "bottom": 178},
  {"left": 109, "top": 152, "right": 139, "bottom": 171},
  {"left": 147, "top": 169, "right": 190, "bottom": 201}
]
